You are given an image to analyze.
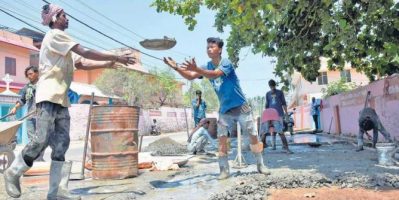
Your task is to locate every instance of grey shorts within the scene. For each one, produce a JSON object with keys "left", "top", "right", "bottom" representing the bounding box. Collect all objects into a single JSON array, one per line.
[{"left": 217, "top": 104, "right": 256, "bottom": 137}]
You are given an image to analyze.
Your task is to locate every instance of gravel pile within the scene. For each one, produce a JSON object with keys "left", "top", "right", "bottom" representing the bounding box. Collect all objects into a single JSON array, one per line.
[
  {"left": 144, "top": 137, "right": 189, "bottom": 156},
  {"left": 333, "top": 172, "right": 399, "bottom": 188},
  {"left": 209, "top": 171, "right": 399, "bottom": 200}
]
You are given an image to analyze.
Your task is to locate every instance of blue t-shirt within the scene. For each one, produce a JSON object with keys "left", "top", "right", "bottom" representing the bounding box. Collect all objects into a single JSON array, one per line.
[
  {"left": 311, "top": 101, "right": 320, "bottom": 116},
  {"left": 202, "top": 58, "right": 246, "bottom": 114},
  {"left": 191, "top": 99, "right": 206, "bottom": 118},
  {"left": 265, "top": 89, "right": 286, "bottom": 117}
]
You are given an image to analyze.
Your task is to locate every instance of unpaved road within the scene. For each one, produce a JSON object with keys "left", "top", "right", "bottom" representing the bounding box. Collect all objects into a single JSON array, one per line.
[{"left": 1, "top": 133, "right": 398, "bottom": 200}]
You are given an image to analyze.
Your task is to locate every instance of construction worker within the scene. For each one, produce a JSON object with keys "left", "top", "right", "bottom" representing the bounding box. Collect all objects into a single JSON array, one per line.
[
  {"left": 265, "top": 79, "right": 293, "bottom": 154},
  {"left": 357, "top": 107, "right": 392, "bottom": 151},
  {"left": 9, "top": 66, "right": 45, "bottom": 161},
  {"left": 4, "top": 4, "right": 135, "bottom": 199},
  {"left": 163, "top": 37, "right": 269, "bottom": 179}
]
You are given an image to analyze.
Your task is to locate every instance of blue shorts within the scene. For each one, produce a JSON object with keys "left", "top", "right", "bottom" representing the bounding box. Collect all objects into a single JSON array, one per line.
[{"left": 261, "top": 117, "right": 283, "bottom": 133}]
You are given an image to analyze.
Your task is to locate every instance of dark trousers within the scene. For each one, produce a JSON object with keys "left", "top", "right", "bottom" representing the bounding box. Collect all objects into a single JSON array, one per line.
[
  {"left": 22, "top": 102, "right": 70, "bottom": 167},
  {"left": 313, "top": 115, "right": 319, "bottom": 130}
]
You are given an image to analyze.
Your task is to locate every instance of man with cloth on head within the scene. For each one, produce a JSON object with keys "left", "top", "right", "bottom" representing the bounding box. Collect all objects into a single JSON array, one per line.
[{"left": 3, "top": 4, "right": 135, "bottom": 199}]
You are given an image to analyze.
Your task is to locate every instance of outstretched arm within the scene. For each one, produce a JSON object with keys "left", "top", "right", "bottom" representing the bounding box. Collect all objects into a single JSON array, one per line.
[
  {"left": 163, "top": 57, "right": 202, "bottom": 80},
  {"left": 183, "top": 58, "right": 224, "bottom": 79},
  {"left": 75, "top": 59, "right": 116, "bottom": 70},
  {"left": 72, "top": 44, "right": 135, "bottom": 65}
]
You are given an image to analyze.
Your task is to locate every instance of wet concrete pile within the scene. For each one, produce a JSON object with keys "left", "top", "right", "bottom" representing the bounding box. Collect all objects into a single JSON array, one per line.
[
  {"left": 143, "top": 137, "right": 189, "bottom": 156},
  {"left": 209, "top": 171, "right": 399, "bottom": 200}
]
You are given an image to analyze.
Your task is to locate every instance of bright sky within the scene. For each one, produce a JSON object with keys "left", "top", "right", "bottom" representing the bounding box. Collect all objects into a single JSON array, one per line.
[{"left": 0, "top": 0, "right": 279, "bottom": 98}]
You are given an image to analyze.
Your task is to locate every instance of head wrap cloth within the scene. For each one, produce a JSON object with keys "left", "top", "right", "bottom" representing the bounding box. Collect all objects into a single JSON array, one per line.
[{"left": 41, "top": 4, "right": 63, "bottom": 26}]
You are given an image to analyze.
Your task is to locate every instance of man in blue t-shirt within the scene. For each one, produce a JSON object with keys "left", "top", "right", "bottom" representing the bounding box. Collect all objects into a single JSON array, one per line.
[
  {"left": 265, "top": 79, "right": 293, "bottom": 154},
  {"left": 192, "top": 90, "right": 207, "bottom": 127},
  {"left": 310, "top": 97, "right": 321, "bottom": 133},
  {"left": 163, "top": 37, "right": 269, "bottom": 179}
]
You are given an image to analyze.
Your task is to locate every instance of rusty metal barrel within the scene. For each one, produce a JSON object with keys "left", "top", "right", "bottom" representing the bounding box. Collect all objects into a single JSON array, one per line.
[{"left": 90, "top": 106, "right": 140, "bottom": 179}]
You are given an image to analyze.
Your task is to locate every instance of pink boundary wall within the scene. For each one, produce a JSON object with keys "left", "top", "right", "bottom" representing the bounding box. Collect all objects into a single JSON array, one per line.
[
  {"left": 320, "top": 74, "right": 399, "bottom": 141},
  {"left": 69, "top": 105, "right": 218, "bottom": 140}
]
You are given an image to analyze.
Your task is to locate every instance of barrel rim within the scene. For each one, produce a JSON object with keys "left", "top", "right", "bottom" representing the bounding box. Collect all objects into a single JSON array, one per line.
[{"left": 92, "top": 105, "right": 141, "bottom": 109}]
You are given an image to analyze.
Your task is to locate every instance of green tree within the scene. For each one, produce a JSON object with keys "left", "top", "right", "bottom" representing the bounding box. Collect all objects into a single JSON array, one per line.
[
  {"left": 200, "top": 78, "right": 219, "bottom": 111},
  {"left": 322, "top": 78, "right": 358, "bottom": 98},
  {"left": 183, "top": 81, "right": 201, "bottom": 107},
  {"left": 183, "top": 79, "right": 219, "bottom": 111},
  {"left": 248, "top": 96, "right": 266, "bottom": 117},
  {"left": 150, "top": 68, "right": 179, "bottom": 106},
  {"left": 95, "top": 68, "right": 180, "bottom": 108},
  {"left": 94, "top": 68, "right": 153, "bottom": 107},
  {"left": 152, "top": 0, "right": 399, "bottom": 86}
]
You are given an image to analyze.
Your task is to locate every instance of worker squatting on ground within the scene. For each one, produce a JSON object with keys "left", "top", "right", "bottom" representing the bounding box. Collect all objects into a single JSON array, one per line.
[
  {"left": 264, "top": 79, "right": 293, "bottom": 154},
  {"left": 187, "top": 119, "right": 214, "bottom": 154},
  {"left": 357, "top": 107, "right": 392, "bottom": 151},
  {"left": 3, "top": 4, "right": 135, "bottom": 200},
  {"left": 163, "top": 37, "right": 270, "bottom": 179},
  {"left": 9, "top": 66, "right": 45, "bottom": 162}
]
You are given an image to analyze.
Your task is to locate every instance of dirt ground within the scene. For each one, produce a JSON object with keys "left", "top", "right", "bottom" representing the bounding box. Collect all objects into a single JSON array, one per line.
[
  {"left": 1, "top": 133, "right": 398, "bottom": 200},
  {"left": 268, "top": 187, "right": 399, "bottom": 200}
]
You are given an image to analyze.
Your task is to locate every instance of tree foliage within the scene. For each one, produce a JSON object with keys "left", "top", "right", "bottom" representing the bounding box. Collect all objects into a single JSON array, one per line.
[
  {"left": 152, "top": 0, "right": 399, "bottom": 86},
  {"left": 322, "top": 78, "right": 358, "bottom": 98},
  {"left": 149, "top": 68, "right": 179, "bottom": 106},
  {"left": 183, "top": 79, "right": 219, "bottom": 111},
  {"left": 95, "top": 68, "right": 180, "bottom": 108},
  {"left": 247, "top": 96, "right": 266, "bottom": 117}
]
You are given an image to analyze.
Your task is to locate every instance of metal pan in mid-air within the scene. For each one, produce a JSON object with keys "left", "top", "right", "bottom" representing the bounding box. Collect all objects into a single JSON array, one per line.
[{"left": 140, "top": 36, "right": 176, "bottom": 50}]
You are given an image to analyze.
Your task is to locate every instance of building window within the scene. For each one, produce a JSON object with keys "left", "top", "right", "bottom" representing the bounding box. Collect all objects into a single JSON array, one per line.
[
  {"left": 340, "top": 70, "right": 351, "bottom": 82},
  {"left": 317, "top": 72, "right": 328, "bottom": 85},
  {"left": 5, "top": 57, "right": 16, "bottom": 76}
]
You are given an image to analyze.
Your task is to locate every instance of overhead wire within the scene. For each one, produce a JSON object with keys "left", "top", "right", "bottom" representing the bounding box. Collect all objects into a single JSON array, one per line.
[
  {"left": 0, "top": 0, "right": 203, "bottom": 78},
  {"left": 0, "top": 3, "right": 170, "bottom": 74},
  {"left": 0, "top": 7, "right": 45, "bottom": 34},
  {"left": 43, "top": 0, "right": 166, "bottom": 62},
  {"left": 74, "top": 0, "right": 145, "bottom": 40},
  {"left": 0, "top": 6, "right": 112, "bottom": 51},
  {"left": 0, "top": 1, "right": 119, "bottom": 50},
  {"left": 55, "top": 0, "right": 138, "bottom": 43},
  {"left": 73, "top": 0, "right": 192, "bottom": 58}
]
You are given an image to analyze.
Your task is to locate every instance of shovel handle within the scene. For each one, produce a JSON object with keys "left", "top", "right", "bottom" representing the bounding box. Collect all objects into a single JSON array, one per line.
[
  {"left": 0, "top": 113, "right": 13, "bottom": 121},
  {"left": 18, "top": 111, "right": 36, "bottom": 121}
]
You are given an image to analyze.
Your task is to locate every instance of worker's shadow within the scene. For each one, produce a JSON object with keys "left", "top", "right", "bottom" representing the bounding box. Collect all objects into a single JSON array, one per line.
[
  {"left": 71, "top": 183, "right": 146, "bottom": 196},
  {"left": 150, "top": 170, "right": 258, "bottom": 189},
  {"left": 150, "top": 173, "right": 221, "bottom": 189},
  {"left": 196, "top": 155, "right": 218, "bottom": 164}
]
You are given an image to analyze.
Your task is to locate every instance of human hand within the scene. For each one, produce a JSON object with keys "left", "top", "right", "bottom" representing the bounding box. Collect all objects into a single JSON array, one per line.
[
  {"left": 115, "top": 53, "right": 136, "bottom": 66},
  {"left": 107, "top": 60, "right": 118, "bottom": 69},
  {"left": 9, "top": 107, "right": 17, "bottom": 115},
  {"left": 163, "top": 57, "right": 178, "bottom": 69},
  {"left": 183, "top": 58, "right": 198, "bottom": 71}
]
